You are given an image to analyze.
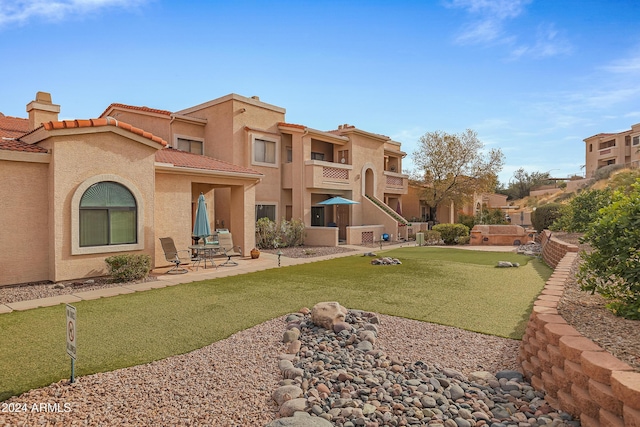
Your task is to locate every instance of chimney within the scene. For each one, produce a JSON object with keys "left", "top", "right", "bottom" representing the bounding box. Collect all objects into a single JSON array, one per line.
[{"left": 27, "top": 91, "right": 60, "bottom": 130}]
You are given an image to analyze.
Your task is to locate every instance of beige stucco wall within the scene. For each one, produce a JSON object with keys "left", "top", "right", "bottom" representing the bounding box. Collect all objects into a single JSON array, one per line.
[
  {"left": 154, "top": 170, "right": 258, "bottom": 265},
  {"left": 109, "top": 110, "right": 172, "bottom": 143},
  {"left": 304, "top": 227, "right": 338, "bottom": 246},
  {"left": 0, "top": 158, "right": 50, "bottom": 286},
  {"left": 38, "top": 130, "right": 158, "bottom": 282}
]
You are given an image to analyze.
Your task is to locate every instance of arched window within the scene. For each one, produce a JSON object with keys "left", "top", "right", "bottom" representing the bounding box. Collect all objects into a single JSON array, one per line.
[{"left": 79, "top": 182, "right": 137, "bottom": 247}]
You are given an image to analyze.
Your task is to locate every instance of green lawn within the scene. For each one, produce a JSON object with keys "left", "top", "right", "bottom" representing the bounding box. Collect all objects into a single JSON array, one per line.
[{"left": 0, "top": 247, "right": 551, "bottom": 401}]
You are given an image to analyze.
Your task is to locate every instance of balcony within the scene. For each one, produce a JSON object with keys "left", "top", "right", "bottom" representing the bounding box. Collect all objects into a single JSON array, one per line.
[
  {"left": 383, "top": 171, "right": 408, "bottom": 194},
  {"left": 305, "top": 160, "right": 352, "bottom": 189},
  {"left": 597, "top": 145, "right": 631, "bottom": 160}
]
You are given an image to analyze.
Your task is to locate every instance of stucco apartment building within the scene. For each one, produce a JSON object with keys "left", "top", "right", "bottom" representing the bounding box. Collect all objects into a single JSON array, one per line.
[
  {"left": 0, "top": 92, "right": 410, "bottom": 286},
  {"left": 584, "top": 122, "right": 640, "bottom": 178}
]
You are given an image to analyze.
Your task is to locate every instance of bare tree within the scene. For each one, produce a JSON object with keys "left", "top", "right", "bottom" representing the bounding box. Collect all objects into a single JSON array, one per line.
[{"left": 411, "top": 129, "right": 504, "bottom": 223}]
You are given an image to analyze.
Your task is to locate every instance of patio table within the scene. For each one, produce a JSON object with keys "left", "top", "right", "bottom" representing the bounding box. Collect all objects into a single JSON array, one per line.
[{"left": 189, "top": 244, "right": 220, "bottom": 269}]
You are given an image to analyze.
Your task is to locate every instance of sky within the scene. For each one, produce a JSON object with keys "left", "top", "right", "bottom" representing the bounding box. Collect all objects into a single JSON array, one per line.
[{"left": 1, "top": 0, "right": 639, "bottom": 184}]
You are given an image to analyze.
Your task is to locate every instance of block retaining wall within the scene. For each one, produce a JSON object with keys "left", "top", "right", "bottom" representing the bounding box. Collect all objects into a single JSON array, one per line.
[
  {"left": 538, "top": 230, "right": 579, "bottom": 268},
  {"left": 518, "top": 235, "right": 640, "bottom": 427}
]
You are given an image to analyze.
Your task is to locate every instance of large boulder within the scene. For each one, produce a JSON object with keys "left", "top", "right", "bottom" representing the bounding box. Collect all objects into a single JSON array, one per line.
[{"left": 310, "top": 302, "right": 348, "bottom": 330}]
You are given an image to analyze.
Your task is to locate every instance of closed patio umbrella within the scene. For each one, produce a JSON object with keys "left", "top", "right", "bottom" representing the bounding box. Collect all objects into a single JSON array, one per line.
[{"left": 193, "top": 193, "right": 211, "bottom": 241}]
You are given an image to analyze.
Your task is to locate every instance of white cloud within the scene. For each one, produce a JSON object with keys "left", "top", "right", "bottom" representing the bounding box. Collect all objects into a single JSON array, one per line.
[
  {"left": 0, "top": 0, "right": 149, "bottom": 28},
  {"left": 447, "top": 0, "right": 530, "bottom": 45},
  {"left": 447, "top": 0, "right": 530, "bottom": 20},
  {"left": 510, "top": 23, "right": 572, "bottom": 59},
  {"left": 602, "top": 54, "right": 640, "bottom": 74},
  {"left": 447, "top": 0, "right": 571, "bottom": 60}
]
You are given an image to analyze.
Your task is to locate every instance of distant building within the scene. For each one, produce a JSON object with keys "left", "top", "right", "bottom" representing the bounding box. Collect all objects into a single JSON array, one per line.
[{"left": 584, "top": 123, "right": 640, "bottom": 178}]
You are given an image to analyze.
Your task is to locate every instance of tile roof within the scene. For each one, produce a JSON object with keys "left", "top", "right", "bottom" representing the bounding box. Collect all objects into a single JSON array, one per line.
[
  {"left": 155, "top": 148, "right": 262, "bottom": 176},
  {"left": 42, "top": 118, "right": 167, "bottom": 146},
  {"left": 0, "top": 138, "right": 48, "bottom": 153},
  {"left": 278, "top": 122, "right": 306, "bottom": 130},
  {"left": 0, "top": 113, "right": 29, "bottom": 138},
  {"left": 100, "top": 103, "right": 172, "bottom": 118}
]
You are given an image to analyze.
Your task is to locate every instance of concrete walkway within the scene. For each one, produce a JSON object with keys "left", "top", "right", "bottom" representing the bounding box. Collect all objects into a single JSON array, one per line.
[{"left": 0, "top": 243, "right": 516, "bottom": 315}]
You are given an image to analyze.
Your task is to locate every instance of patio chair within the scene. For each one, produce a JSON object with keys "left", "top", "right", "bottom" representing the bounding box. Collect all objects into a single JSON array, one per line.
[
  {"left": 159, "top": 237, "right": 194, "bottom": 274},
  {"left": 217, "top": 233, "right": 242, "bottom": 266}
]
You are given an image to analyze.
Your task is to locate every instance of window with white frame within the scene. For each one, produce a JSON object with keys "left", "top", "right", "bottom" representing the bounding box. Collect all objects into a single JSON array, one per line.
[
  {"left": 176, "top": 137, "right": 203, "bottom": 155},
  {"left": 253, "top": 137, "right": 277, "bottom": 165},
  {"left": 633, "top": 135, "right": 640, "bottom": 146},
  {"left": 256, "top": 204, "right": 276, "bottom": 221}
]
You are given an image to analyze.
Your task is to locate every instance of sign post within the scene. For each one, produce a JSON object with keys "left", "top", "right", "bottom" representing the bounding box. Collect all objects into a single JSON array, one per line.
[{"left": 65, "top": 304, "right": 77, "bottom": 383}]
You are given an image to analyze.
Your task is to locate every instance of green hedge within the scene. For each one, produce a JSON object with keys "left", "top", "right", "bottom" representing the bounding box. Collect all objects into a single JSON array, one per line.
[{"left": 432, "top": 223, "right": 469, "bottom": 245}]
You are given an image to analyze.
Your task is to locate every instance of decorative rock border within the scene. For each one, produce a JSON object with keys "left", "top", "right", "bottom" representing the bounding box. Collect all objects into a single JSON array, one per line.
[
  {"left": 267, "top": 302, "right": 579, "bottom": 427},
  {"left": 518, "top": 248, "right": 640, "bottom": 427}
]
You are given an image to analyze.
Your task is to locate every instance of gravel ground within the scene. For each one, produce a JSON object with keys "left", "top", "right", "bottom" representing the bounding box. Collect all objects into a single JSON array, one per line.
[
  {"left": 553, "top": 232, "right": 640, "bottom": 372},
  {"left": 1, "top": 312, "right": 521, "bottom": 426}
]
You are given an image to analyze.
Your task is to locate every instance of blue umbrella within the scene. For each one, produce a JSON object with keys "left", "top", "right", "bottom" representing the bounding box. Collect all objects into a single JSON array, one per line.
[
  {"left": 193, "top": 193, "right": 211, "bottom": 239},
  {"left": 317, "top": 196, "right": 359, "bottom": 205},
  {"left": 318, "top": 196, "right": 358, "bottom": 230}
]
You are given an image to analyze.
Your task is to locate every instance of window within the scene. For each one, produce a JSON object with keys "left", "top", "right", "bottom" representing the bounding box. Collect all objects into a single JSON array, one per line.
[
  {"left": 79, "top": 182, "right": 137, "bottom": 247},
  {"left": 256, "top": 204, "right": 276, "bottom": 221},
  {"left": 286, "top": 147, "right": 292, "bottom": 163},
  {"left": 633, "top": 136, "right": 640, "bottom": 146},
  {"left": 176, "top": 137, "right": 203, "bottom": 155},
  {"left": 311, "top": 152, "right": 325, "bottom": 161},
  {"left": 254, "top": 138, "right": 276, "bottom": 164},
  {"left": 589, "top": 144, "right": 593, "bottom": 152}
]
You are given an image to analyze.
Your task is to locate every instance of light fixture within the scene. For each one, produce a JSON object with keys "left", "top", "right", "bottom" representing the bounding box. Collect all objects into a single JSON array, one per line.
[{"left": 277, "top": 250, "right": 283, "bottom": 267}]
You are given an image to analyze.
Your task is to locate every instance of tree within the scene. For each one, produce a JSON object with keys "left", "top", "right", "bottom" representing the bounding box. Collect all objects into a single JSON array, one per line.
[
  {"left": 501, "top": 168, "right": 552, "bottom": 200},
  {"left": 551, "top": 188, "right": 612, "bottom": 232},
  {"left": 577, "top": 179, "right": 640, "bottom": 319},
  {"left": 411, "top": 129, "right": 504, "bottom": 223}
]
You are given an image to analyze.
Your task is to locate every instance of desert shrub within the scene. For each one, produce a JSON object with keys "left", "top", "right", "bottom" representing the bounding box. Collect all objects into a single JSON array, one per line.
[
  {"left": 457, "top": 235, "right": 470, "bottom": 245},
  {"left": 458, "top": 213, "right": 475, "bottom": 230},
  {"left": 279, "top": 218, "right": 305, "bottom": 247},
  {"left": 432, "top": 223, "right": 469, "bottom": 245},
  {"left": 256, "top": 217, "right": 279, "bottom": 248},
  {"left": 553, "top": 192, "right": 573, "bottom": 203},
  {"left": 593, "top": 164, "right": 625, "bottom": 181},
  {"left": 105, "top": 254, "right": 151, "bottom": 283},
  {"left": 577, "top": 179, "right": 640, "bottom": 319},
  {"left": 609, "top": 169, "right": 640, "bottom": 193},
  {"left": 424, "top": 230, "right": 442, "bottom": 245},
  {"left": 551, "top": 188, "right": 611, "bottom": 232},
  {"left": 255, "top": 217, "right": 305, "bottom": 249},
  {"left": 531, "top": 203, "right": 562, "bottom": 232}
]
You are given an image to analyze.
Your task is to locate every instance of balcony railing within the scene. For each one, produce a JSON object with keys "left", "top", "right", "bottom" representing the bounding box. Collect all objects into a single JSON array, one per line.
[
  {"left": 305, "top": 160, "right": 351, "bottom": 189},
  {"left": 383, "top": 171, "right": 408, "bottom": 194}
]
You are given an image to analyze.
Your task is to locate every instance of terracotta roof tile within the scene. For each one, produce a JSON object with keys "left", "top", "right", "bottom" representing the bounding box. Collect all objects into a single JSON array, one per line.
[
  {"left": 0, "top": 114, "right": 29, "bottom": 138},
  {"left": 0, "top": 138, "right": 48, "bottom": 153},
  {"left": 100, "top": 103, "right": 172, "bottom": 118},
  {"left": 42, "top": 118, "right": 167, "bottom": 146},
  {"left": 278, "top": 122, "right": 306, "bottom": 130},
  {"left": 155, "top": 148, "right": 262, "bottom": 176}
]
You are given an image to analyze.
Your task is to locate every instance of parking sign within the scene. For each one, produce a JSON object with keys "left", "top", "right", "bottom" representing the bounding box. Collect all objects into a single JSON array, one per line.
[{"left": 66, "top": 304, "right": 77, "bottom": 360}]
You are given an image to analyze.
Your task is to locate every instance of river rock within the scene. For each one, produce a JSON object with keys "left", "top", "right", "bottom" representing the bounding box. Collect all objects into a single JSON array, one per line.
[
  {"left": 311, "top": 302, "right": 348, "bottom": 329},
  {"left": 279, "top": 398, "right": 308, "bottom": 417}
]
